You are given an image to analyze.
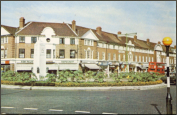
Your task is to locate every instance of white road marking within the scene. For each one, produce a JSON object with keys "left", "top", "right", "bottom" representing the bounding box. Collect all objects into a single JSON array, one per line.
[
  {"left": 75, "top": 111, "right": 90, "bottom": 113},
  {"left": 1, "top": 107, "right": 14, "bottom": 109},
  {"left": 102, "top": 112, "right": 118, "bottom": 114},
  {"left": 1, "top": 113, "right": 6, "bottom": 114},
  {"left": 24, "top": 108, "right": 38, "bottom": 110},
  {"left": 49, "top": 109, "right": 63, "bottom": 112}
]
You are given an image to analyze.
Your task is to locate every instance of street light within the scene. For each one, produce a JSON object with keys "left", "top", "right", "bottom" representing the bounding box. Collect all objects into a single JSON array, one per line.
[
  {"left": 162, "top": 37, "right": 173, "bottom": 114},
  {"left": 118, "top": 33, "right": 137, "bottom": 73}
]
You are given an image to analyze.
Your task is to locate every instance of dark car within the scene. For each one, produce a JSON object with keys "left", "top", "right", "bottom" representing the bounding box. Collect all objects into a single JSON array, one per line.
[{"left": 161, "top": 72, "right": 176, "bottom": 84}]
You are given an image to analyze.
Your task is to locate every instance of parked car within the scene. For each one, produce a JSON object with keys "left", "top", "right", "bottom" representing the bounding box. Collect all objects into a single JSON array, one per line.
[{"left": 161, "top": 72, "right": 176, "bottom": 84}]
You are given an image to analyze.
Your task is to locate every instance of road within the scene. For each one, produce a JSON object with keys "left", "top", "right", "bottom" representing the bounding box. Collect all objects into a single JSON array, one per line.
[{"left": 1, "top": 85, "right": 176, "bottom": 114}]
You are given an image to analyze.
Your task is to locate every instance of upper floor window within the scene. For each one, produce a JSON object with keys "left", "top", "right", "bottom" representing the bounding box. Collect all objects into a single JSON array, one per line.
[
  {"left": 84, "top": 39, "right": 93, "bottom": 46},
  {"left": 108, "top": 44, "right": 110, "bottom": 49},
  {"left": 123, "top": 54, "right": 125, "bottom": 61},
  {"left": 70, "top": 50, "right": 75, "bottom": 58},
  {"left": 46, "top": 49, "right": 51, "bottom": 58},
  {"left": 118, "top": 54, "right": 120, "bottom": 61},
  {"left": 1, "top": 50, "right": 4, "bottom": 58},
  {"left": 60, "top": 38, "right": 65, "bottom": 44},
  {"left": 139, "top": 56, "right": 141, "bottom": 62},
  {"left": 113, "top": 54, "right": 116, "bottom": 61},
  {"left": 1, "top": 38, "right": 4, "bottom": 44},
  {"left": 19, "top": 36, "right": 25, "bottom": 43},
  {"left": 19, "top": 49, "right": 25, "bottom": 58},
  {"left": 97, "top": 52, "right": 99, "bottom": 60},
  {"left": 149, "top": 57, "right": 151, "bottom": 62},
  {"left": 152, "top": 57, "right": 153, "bottom": 62},
  {"left": 135, "top": 55, "right": 137, "bottom": 62},
  {"left": 53, "top": 49, "right": 55, "bottom": 58},
  {"left": 142, "top": 56, "right": 144, "bottom": 62},
  {"left": 31, "top": 49, "right": 34, "bottom": 58},
  {"left": 70, "top": 38, "right": 75, "bottom": 45},
  {"left": 59, "top": 49, "right": 65, "bottom": 58},
  {"left": 146, "top": 57, "right": 147, "bottom": 62},
  {"left": 108, "top": 53, "right": 111, "bottom": 60},
  {"left": 31, "top": 37, "right": 37, "bottom": 43},
  {"left": 102, "top": 52, "right": 105, "bottom": 60}
]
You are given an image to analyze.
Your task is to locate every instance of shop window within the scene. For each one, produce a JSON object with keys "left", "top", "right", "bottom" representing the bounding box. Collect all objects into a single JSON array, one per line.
[
  {"left": 19, "top": 36, "right": 25, "bottom": 43},
  {"left": 46, "top": 49, "right": 51, "bottom": 58},
  {"left": 31, "top": 37, "right": 37, "bottom": 43},
  {"left": 60, "top": 38, "right": 65, "bottom": 44},
  {"left": 70, "top": 38, "right": 75, "bottom": 44},
  {"left": 59, "top": 49, "right": 65, "bottom": 58},
  {"left": 19, "top": 49, "right": 25, "bottom": 58},
  {"left": 70, "top": 50, "right": 75, "bottom": 58},
  {"left": 31, "top": 49, "right": 34, "bottom": 58}
]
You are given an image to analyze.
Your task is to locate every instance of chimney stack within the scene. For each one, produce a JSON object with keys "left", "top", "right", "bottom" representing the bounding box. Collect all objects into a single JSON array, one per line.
[
  {"left": 19, "top": 17, "right": 25, "bottom": 29},
  {"left": 134, "top": 35, "right": 137, "bottom": 42},
  {"left": 147, "top": 38, "right": 150, "bottom": 45},
  {"left": 158, "top": 41, "right": 161, "bottom": 44},
  {"left": 96, "top": 26, "right": 102, "bottom": 36},
  {"left": 118, "top": 31, "right": 121, "bottom": 34},
  {"left": 72, "top": 20, "right": 76, "bottom": 33}
]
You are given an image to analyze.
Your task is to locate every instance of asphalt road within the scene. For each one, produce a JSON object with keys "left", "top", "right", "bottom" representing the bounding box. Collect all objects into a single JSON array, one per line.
[{"left": 1, "top": 85, "right": 176, "bottom": 114}]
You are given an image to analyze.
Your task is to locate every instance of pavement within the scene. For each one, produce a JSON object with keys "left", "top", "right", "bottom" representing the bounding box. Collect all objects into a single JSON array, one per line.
[{"left": 1, "top": 83, "right": 167, "bottom": 91}]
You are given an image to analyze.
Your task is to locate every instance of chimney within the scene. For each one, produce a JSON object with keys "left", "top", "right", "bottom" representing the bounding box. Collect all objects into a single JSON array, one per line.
[
  {"left": 134, "top": 35, "right": 137, "bottom": 42},
  {"left": 19, "top": 17, "right": 25, "bottom": 29},
  {"left": 147, "top": 38, "right": 150, "bottom": 45},
  {"left": 118, "top": 31, "right": 121, "bottom": 34},
  {"left": 96, "top": 26, "right": 102, "bottom": 36},
  {"left": 158, "top": 41, "right": 161, "bottom": 44},
  {"left": 72, "top": 20, "right": 76, "bottom": 33}
]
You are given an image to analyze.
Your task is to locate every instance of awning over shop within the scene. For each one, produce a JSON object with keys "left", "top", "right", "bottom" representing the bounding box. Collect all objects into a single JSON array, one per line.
[{"left": 85, "top": 64, "right": 101, "bottom": 70}]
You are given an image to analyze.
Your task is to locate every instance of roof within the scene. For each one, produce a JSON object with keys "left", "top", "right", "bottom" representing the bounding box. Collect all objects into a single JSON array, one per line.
[
  {"left": 17, "top": 22, "right": 77, "bottom": 37},
  {"left": 1, "top": 25, "right": 17, "bottom": 35}
]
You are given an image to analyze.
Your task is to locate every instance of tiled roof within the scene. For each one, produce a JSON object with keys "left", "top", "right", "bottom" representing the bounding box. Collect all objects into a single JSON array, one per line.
[
  {"left": 17, "top": 22, "right": 77, "bottom": 37},
  {"left": 1, "top": 25, "right": 17, "bottom": 35}
]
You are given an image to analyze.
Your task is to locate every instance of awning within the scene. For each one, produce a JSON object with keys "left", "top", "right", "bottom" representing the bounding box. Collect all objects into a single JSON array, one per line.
[{"left": 85, "top": 64, "right": 101, "bottom": 69}]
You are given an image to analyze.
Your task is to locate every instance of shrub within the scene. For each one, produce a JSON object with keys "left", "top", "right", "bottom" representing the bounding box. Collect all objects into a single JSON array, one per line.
[
  {"left": 110, "top": 73, "right": 123, "bottom": 83},
  {"left": 93, "top": 71, "right": 106, "bottom": 83},
  {"left": 73, "top": 70, "right": 84, "bottom": 83},
  {"left": 45, "top": 73, "right": 57, "bottom": 83}
]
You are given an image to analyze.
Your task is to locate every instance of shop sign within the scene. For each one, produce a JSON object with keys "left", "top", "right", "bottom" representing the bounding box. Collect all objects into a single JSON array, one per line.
[
  {"left": 61, "top": 61, "right": 75, "bottom": 63},
  {"left": 21, "top": 60, "right": 33, "bottom": 63},
  {"left": 110, "top": 66, "right": 115, "bottom": 67}
]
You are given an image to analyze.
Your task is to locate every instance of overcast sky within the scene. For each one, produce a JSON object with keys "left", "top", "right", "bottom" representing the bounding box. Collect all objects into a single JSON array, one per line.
[{"left": 1, "top": 1, "right": 176, "bottom": 46}]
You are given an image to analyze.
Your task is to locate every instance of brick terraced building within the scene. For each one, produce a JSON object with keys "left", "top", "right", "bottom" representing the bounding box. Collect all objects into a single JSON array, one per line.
[{"left": 1, "top": 17, "right": 176, "bottom": 75}]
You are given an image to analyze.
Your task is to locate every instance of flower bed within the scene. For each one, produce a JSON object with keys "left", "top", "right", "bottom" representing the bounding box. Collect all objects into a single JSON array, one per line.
[{"left": 1, "top": 80, "right": 163, "bottom": 87}]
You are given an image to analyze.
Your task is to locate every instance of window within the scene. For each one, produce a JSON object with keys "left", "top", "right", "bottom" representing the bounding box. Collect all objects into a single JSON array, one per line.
[
  {"left": 146, "top": 57, "right": 147, "bottom": 62},
  {"left": 123, "top": 54, "right": 125, "bottom": 61},
  {"left": 113, "top": 54, "right": 116, "bottom": 61},
  {"left": 135, "top": 56, "right": 137, "bottom": 62},
  {"left": 118, "top": 54, "right": 120, "bottom": 61},
  {"left": 97, "top": 52, "right": 99, "bottom": 60},
  {"left": 113, "top": 45, "right": 115, "bottom": 49},
  {"left": 53, "top": 50, "right": 55, "bottom": 58},
  {"left": 70, "top": 50, "right": 75, "bottom": 58},
  {"left": 139, "top": 56, "right": 141, "bottom": 62},
  {"left": 4, "top": 37, "right": 7, "bottom": 43},
  {"left": 102, "top": 52, "right": 105, "bottom": 60},
  {"left": 19, "top": 36, "right": 25, "bottom": 43},
  {"left": 87, "top": 40, "right": 90, "bottom": 46},
  {"left": 31, "top": 37, "right": 37, "bottom": 43},
  {"left": 108, "top": 44, "right": 110, "bottom": 49},
  {"left": 152, "top": 57, "right": 153, "bottom": 62},
  {"left": 4, "top": 50, "right": 7, "bottom": 58},
  {"left": 87, "top": 50, "right": 90, "bottom": 59},
  {"left": 1, "top": 50, "right": 4, "bottom": 58},
  {"left": 31, "top": 49, "right": 34, "bottom": 58},
  {"left": 149, "top": 57, "right": 151, "bottom": 62},
  {"left": 19, "top": 49, "right": 25, "bottom": 58},
  {"left": 60, "top": 38, "right": 65, "bottom": 44},
  {"left": 70, "top": 38, "right": 75, "bottom": 44},
  {"left": 1, "top": 38, "right": 4, "bottom": 44},
  {"left": 46, "top": 49, "right": 51, "bottom": 58},
  {"left": 59, "top": 49, "right": 65, "bottom": 58},
  {"left": 142, "top": 56, "right": 144, "bottom": 62},
  {"left": 102, "top": 43, "right": 104, "bottom": 48},
  {"left": 108, "top": 53, "right": 111, "bottom": 60}
]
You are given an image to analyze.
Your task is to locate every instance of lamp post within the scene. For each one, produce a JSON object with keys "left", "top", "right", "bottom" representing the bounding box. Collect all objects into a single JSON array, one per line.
[{"left": 162, "top": 37, "right": 173, "bottom": 114}]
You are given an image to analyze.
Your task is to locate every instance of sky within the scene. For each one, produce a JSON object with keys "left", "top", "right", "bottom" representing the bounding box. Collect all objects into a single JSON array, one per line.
[{"left": 1, "top": 1, "right": 176, "bottom": 46}]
